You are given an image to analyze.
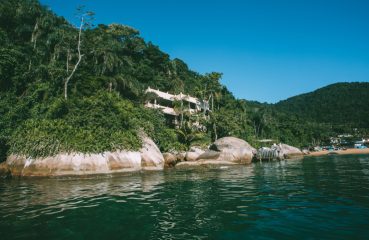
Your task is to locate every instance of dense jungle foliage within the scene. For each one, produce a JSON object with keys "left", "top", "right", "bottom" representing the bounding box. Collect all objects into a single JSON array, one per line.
[
  {"left": 0, "top": 0, "right": 368, "bottom": 161},
  {"left": 275, "top": 83, "right": 369, "bottom": 129}
]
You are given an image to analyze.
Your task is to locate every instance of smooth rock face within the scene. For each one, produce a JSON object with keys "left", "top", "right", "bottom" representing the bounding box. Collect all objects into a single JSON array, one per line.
[
  {"left": 210, "top": 137, "right": 256, "bottom": 154},
  {"left": 280, "top": 144, "right": 303, "bottom": 159},
  {"left": 106, "top": 151, "right": 142, "bottom": 171},
  {"left": 196, "top": 137, "right": 255, "bottom": 165},
  {"left": 5, "top": 136, "right": 164, "bottom": 177},
  {"left": 163, "top": 153, "right": 177, "bottom": 168},
  {"left": 176, "top": 152, "right": 186, "bottom": 162},
  {"left": 189, "top": 146, "right": 206, "bottom": 154},
  {"left": 176, "top": 159, "right": 237, "bottom": 168},
  {"left": 185, "top": 147, "right": 205, "bottom": 161},
  {"left": 0, "top": 162, "right": 10, "bottom": 178},
  {"left": 197, "top": 151, "right": 221, "bottom": 160},
  {"left": 140, "top": 136, "right": 164, "bottom": 170},
  {"left": 185, "top": 152, "right": 201, "bottom": 162},
  {"left": 220, "top": 148, "right": 254, "bottom": 164}
]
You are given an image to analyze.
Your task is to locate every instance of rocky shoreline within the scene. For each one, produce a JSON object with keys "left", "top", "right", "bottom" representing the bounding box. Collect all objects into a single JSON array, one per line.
[
  {"left": 306, "top": 148, "right": 369, "bottom": 157},
  {"left": 0, "top": 136, "right": 303, "bottom": 178}
]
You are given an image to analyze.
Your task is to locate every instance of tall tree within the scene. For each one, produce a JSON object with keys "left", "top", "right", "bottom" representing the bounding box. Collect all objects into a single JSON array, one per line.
[{"left": 64, "top": 6, "right": 94, "bottom": 100}]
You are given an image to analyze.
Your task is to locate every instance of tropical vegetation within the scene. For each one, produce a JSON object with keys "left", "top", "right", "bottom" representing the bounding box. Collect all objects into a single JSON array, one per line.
[{"left": 0, "top": 0, "right": 368, "bottom": 162}]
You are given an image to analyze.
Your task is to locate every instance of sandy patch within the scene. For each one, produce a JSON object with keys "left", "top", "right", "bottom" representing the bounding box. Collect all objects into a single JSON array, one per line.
[{"left": 307, "top": 148, "right": 369, "bottom": 157}]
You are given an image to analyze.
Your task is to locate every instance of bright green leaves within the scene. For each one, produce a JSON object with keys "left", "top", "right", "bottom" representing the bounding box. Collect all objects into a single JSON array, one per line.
[{"left": 9, "top": 119, "right": 141, "bottom": 158}]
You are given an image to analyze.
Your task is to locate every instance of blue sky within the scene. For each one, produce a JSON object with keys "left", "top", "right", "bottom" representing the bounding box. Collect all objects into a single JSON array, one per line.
[{"left": 40, "top": 0, "right": 369, "bottom": 103}]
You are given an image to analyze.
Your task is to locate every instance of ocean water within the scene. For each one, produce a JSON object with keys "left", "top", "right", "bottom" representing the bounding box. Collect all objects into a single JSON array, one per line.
[{"left": 1, "top": 155, "right": 369, "bottom": 240}]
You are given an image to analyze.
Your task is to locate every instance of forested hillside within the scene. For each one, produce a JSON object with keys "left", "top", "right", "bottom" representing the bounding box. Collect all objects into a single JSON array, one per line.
[
  {"left": 0, "top": 0, "right": 368, "bottom": 163},
  {"left": 0, "top": 0, "right": 252, "bottom": 162},
  {"left": 275, "top": 82, "right": 369, "bottom": 128}
]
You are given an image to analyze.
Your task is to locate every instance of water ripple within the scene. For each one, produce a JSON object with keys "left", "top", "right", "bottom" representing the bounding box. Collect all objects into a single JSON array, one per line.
[{"left": 1, "top": 155, "right": 369, "bottom": 239}]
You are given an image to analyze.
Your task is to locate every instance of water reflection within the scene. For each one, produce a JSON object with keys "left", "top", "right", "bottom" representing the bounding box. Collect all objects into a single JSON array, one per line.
[
  {"left": 1, "top": 155, "right": 369, "bottom": 240},
  {"left": 0, "top": 172, "right": 166, "bottom": 220}
]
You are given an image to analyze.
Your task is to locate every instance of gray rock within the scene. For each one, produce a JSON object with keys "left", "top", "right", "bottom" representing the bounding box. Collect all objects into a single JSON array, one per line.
[
  {"left": 0, "top": 162, "right": 10, "bottom": 178},
  {"left": 140, "top": 136, "right": 164, "bottom": 170},
  {"left": 210, "top": 137, "right": 256, "bottom": 154},
  {"left": 176, "top": 152, "right": 186, "bottom": 162},
  {"left": 5, "top": 136, "right": 164, "bottom": 177},
  {"left": 176, "top": 159, "right": 237, "bottom": 168},
  {"left": 207, "top": 137, "right": 255, "bottom": 164},
  {"left": 280, "top": 144, "right": 303, "bottom": 159},
  {"left": 189, "top": 146, "right": 206, "bottom": 154},
  {"left": 219, "top": 148, "right": 254, "bottom": 164},
  {"left": 184, "top": 146, "right": 206, "bottom": 161},
  {"left": 197, "top": 150, "right": 221, "bottom": 160},
  {"left": 163, "top": 152, "right": 177, "bottom": 168},
  {"left": 185, "top": 151, "right": 201, "bottom": 161}
]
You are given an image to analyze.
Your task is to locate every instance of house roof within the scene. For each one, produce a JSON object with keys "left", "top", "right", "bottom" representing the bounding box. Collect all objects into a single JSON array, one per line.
[{"left": 146, "top": 87, "right": 200, "bottom": 104}]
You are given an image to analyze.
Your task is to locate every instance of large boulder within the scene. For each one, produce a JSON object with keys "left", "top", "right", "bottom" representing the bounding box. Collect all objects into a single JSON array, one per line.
[
  {"left": 197, "top": 150, "right": 221, "bottom": 160},
  {"left": 210, "top": 137, "right": 256, "bottom": 154},
  {"left": 106, "top": 151, "right": 142, "bottom": 171},
  {"left": 4, "top": 136, "right": 164, "bottom": 177},
  {"left": 183, "top": 137, "right": 256, "bottom": 166},
  {"left": 185, "top": 146, "right": 205, "bottom": 161},
  {"left": 190, "top": 146, "right": 207, "bottom": 153},
  {"left": 176, "top": 152, "right": 186, "bottom": 162},
  {"left": 219, "top": 147, "right": 254, "bottom": 164},
  {"left": 140, "top": 136, "right": 164, "bottom": 170},
  {"left": 0, "top": 162, "right": 10, "bottom": 178},
  {"left": 6, "top": 151, "right": 143, "bottom": 177},
  {"left": 280, "top": 144, "right": 303, "bottom": 159},
  {"left": 185, "top": 152, "right": 200, "bottom": 161},
  {"left": 175, "top": 159, "right": 237, "bottom": 168},
  {"left": 163, "top": 152, "right": 177, "bottom": 168}
]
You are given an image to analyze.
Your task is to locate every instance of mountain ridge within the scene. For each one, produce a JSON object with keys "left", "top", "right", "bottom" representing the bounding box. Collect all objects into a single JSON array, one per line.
[
  {"left": 274, "top": 82, "right": 369, "bottom": 128},
  {"left": 0, "top": 0, "right": 368, "bottom": 163}
]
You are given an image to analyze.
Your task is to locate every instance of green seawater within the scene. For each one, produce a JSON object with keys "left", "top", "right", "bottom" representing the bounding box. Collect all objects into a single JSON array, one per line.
[{"left": 1, "top": 155, "right": 369, "bottom": 239}]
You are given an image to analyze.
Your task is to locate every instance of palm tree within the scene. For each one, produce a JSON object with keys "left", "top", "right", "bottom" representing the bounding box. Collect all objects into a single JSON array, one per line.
[
  {"left": 176, "top": 121, "right": 204, "bottom": 150},
  {"left": 173, "top": 99, "right": 184, "bottom": 128},
  {"left": 115, "top": 74, "right": 141, "bottom": 98}
]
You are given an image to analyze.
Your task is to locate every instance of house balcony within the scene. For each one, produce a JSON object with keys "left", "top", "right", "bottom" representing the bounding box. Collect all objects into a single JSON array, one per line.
[{"left": 145, "top": 102, "right": 178, "bottom": 116}]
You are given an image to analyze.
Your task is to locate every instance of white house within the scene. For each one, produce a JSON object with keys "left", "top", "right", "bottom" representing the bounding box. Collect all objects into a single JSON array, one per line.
[{"left": 144, "top": 87, "right": 210, "bottom": 126}]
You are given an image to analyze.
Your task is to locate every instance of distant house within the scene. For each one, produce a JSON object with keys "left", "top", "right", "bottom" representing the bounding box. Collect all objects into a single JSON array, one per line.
[
  {"left": 330, "top": 137, "right": 340, "bottom": 145},
  {"left": 338, "top": 134, "right": 353, "bottom": 138},
  {"left": 144, "top": 87, "right": 210, "bottom": 127},
  {"left": 354, "top": 140, "right": 366, "bottom": 149}
]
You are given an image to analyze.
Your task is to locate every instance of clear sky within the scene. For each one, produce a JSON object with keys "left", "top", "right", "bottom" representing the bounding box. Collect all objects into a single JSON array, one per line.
[{"left": 40, "top": 0, "right": 369, "bottom": 103}]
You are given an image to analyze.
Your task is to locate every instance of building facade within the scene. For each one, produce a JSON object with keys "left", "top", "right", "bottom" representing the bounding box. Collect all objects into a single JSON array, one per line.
[{"left": 144, "top": 87, "right": 210, "bottom": 127}]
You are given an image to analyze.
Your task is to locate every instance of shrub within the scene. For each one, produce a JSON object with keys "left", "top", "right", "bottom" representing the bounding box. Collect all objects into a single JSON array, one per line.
[{"left": 10, "top": 119, "right": 141, "bottom": 158}]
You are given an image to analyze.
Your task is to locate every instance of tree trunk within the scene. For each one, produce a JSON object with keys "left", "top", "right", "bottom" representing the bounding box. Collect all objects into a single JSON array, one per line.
[
  {"left": 66, "top": 49, "right": 70, "bottom": 73},
  {"left": 211, "top": 92, "right": 214, "bottom": 111},
  {"left": 213, "top": 122, "right": 218, "bottom": 140},
  {"left": 64, "top": 18, "right": 84, "bottom": 100},
  {"left": 180, "top": 100, "right": 184, "bottom": 128},
  {"left": 253, "top": 121, "right": 260, "bottom": 138},
  {"left": 31, "top": 20, "right": 39, "bottom": 50}
]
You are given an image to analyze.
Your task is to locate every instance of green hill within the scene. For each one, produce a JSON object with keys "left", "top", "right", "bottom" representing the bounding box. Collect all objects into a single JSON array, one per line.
[
  {"left": 0, "top": 0, "right": 250, "bottom": 162},
  {"left": 275, "top": 82, "right": 369, "bottom": 128},
  {"left": 0, "top": 0, "right": 368, "bottom": 162}
]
